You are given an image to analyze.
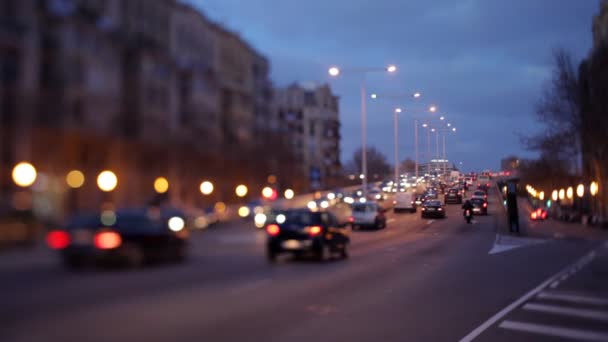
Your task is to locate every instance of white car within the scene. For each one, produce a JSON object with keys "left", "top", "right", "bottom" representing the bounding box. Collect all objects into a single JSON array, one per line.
[
  {"left": 393, "top": 192, "right": 416, "bottom": 213},
  {"left": 350, "top": 202, "right": 387, "bottom": 230},
  {"left": 471, "top": 190, "right": 488, "bottom": 200}
]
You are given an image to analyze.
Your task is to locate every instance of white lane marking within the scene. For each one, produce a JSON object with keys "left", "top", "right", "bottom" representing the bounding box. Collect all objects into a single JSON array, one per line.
[
  {"left": 523, "top": 303, "right": 608, "bottom": 322},
  {"left": 387, "top": 218, "right": 396, "bottom": 223},
  {"left": 537, "top": 291, "right": 608, "bottom": 306},
  {"left": 459, "top": 249, "right": 597, "bottom": 342},
  {"left": 499, "top": 320, "right": 608, "bottom": 341},
  {"left": 488, "top": 234, "right": 547, "bottom": 255}
]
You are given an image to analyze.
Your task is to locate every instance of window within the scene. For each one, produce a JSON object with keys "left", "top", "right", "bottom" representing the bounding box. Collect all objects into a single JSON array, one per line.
[
  {"left": 304, "top": 92, "right": 316, "bottom": 106},
  {"left": 309, "top": 123, "right": 315, "bottom": 137}
]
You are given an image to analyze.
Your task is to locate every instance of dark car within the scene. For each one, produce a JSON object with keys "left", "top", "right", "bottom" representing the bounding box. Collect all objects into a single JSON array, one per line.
[
  {"left": 425, "top": 190, "right": 439, "bottom": 200},
  {"left": 477, "top": 184, "right": 489, "bottom": 193},
  {"left": 46, "top": 208, "right": 189, "bottom": 269},
  {"left": 445, "top": 188, "right": 463, "bottom": 204},
  {"left": 266, "top": 209, "right": 349, "bottom": 262},
  {"left": 470, "top": 198, "right": 488, "bottom": 215},
  {"left": 414, "top": 195, "right": 426, "bottom": 206},
  {"left": 421, "top": 200, "right": 446, "bottom": 219}
]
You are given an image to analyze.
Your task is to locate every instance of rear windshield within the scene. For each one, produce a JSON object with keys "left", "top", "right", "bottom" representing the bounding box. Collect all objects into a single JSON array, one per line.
[
  {"left": 448, "top": 189, "right": 458, "bottom": 194},
  {"left": 425, "top": 200, "right": 441, "bottom": 206},
  {"left": 353, "top": 203, "right": 377, "bottom": 212},
  {"left": 283, "top": 211, "right": 320, "bottom": 225},
  {"left": 471, "top": 198, "right": 485, "bottom": 204},
  {"left": 474, "top": 191, "right": 486, "bottom": 196}
]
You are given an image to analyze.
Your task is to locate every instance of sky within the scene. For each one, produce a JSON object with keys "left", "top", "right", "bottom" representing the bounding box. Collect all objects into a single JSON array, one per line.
[{"left": 187, "top": 0, "right": 599, "bottom": 172}]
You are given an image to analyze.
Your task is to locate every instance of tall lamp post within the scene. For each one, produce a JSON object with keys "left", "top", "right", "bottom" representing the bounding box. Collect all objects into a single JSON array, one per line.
[{"left": 329, "top": 65, "right": 397, "bottom": 198}]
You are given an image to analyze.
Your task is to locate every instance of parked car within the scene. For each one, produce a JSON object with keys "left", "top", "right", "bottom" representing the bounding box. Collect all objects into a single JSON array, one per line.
[
  {"left": 421, "top": 200, "right": 446, "bottom": 219},
  {"left": 265, "top": 209, "right": 349, "bottom": 262},
  {"left": 47, "top": 208, "right": 189, "bottom": 269},
  {"left": 350, "top": 202, "right": 387, "bottom": 230}
]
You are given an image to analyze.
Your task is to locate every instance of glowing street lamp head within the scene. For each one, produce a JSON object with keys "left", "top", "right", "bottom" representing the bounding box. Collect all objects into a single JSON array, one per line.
[
  {"left": 370, "top": 93, "right": 378, "bottom": 99},
  {"left": 431, "top": 128, "right": 436, "bottom": 132},
  {"left": 452, "top": 127, "right": 457, "bottom": 132},
  {"left": 284, "top": 189, "right": 295, "bottom": 199},
  {"left": 200, "top": 181, "right": 214, "bottom": 195},
  {"left": 328, "top": 66, "right": 340, "bottom": 77},
  {"left": 153, "top": 177, "right": 169, "bottom": 194},
  {"left": 440, "top": 116, "right": 445, "bottom": 121},
  {"left": 235, "top": 184, "right": 248, "bottom": 197},
  {"left": 413, "top": 92, "right": 421, "bottom": 98},
  {"left": 386, "top": 65, "right": 397, "bottom": 73},
  {"left": 577, "top": 184, "right": 584, "bottom": 198},
  {"left": 395, "top": 107, "right": 402, "bottom": 113},
  {"left": 12, "top": 162, "right": 37, "bottom": 188},
  {"left": 429, "top": 106, "right": 437, "bottom": 112},
  {"left": 566, "top": 187, "right": 574, "bottom": 200},
  {"left": 590, "top": 181, "right": 599, "bottom": 196},
  {"left": 447, "top": 123, "right": 452, "bottom": 127},
  {"left": 66, "top": 170, "right": 85, "bottom": 189},
  {"left": 422, "top": 123, "right": 428, "bottom": 128},
  {"left": 97, "top": 170, "right": 118, "bottom": 192}
]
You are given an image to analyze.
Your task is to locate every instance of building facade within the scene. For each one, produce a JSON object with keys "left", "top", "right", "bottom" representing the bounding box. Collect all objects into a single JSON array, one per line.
[{"left": 275, "top": 83, "right": 341, "bottom": 190}]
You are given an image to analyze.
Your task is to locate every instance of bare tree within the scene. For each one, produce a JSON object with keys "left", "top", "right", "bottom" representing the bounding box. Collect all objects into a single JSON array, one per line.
[{"left": 350, "top": 147, "right": 391, "bottom": 180}]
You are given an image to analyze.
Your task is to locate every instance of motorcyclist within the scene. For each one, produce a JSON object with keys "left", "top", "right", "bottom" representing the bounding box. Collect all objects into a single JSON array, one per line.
[{"left": 462, "top": 200, "right": 474, "bottom": 222}]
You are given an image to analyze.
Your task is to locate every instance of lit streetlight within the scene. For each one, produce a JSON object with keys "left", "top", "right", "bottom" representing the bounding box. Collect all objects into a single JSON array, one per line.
[
  {"left": 577, "top": 184, "right": 584, "bottom": 198},
  {"left": 66, "top": 170, "right": 85, "bottom": 189},
  {"left": 566, "top": 187, "right": 574, "bottom": 200},
  {"left": 429, "top": 106, "right": 437, "bottom": 112},
  {"left": 97, "top": 170, "right": 118, "bottom": 192},
  {"left": 539, "top": 191, "right": 545, "bottom": 201},
  {"left": 12, "top": 162, "right": 37, "bottom": 187},
  {"left": 590, "top": 181, "right": 599, "bottom": 196},
  {"left": 200, "top": 181, "right": 214, "bottom": 195},
  {"left": 284, "top": 189, "right": 295, "bottom": 199},
  {"left": 154, "top": 177, "right": 169, "bottom": 194},
  {"left": 235, "top": 184, "right": 248, "bottom": 198},
  {"left": 262, "top": 186, "right": 274, "bottom": 199},
  {"left": 328, "top": 63, "right": 398, "bottom": 198},
  {"left": 552, "top": 190, "right": 559, "bottom": 201},
  {"left": 559, "top": 189, "right": 565, "bottom": 200}
]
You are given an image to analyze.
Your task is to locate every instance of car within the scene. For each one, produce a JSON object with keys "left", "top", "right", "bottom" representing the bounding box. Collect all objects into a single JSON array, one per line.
[
  {"left": 394, "top": 192, "right": 416, "bottom": 213},
  {"left": 477, "top": 175, "right": 491, "bottom": 188},
  {"left": 350, "top": 202, "right": 387, "bottom": 230},
  {"left": 265, "top": 209, "right": 349, "bottom": 262},
  {"left": 425, "top": 190, "right": 439, "bottom": 200},
  {"left": 46, "top": 208, "right": 189, "bottom": 269},
  {"left": 471, "top": 190, "right": 488, "bottom": 201},
  {"left": 464, "top": 177, "right": 473, "bottom": 187},
  {"left": 421, "top": 200, "right": 446, "bottom": 219},
  {"left": 530, "top": 208, "right": 548, "bottom": 221},
  {"left": 470, "top": 198, "right": 488, "bottom": 215},
  {"left": 477, "top": 184, "right": 489, "bottom": 193},
  {"left": 445, "top": 188, "right": 463, "bottom": 204}
]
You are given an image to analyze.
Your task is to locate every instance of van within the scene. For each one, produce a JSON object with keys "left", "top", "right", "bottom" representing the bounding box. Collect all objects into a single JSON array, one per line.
[{"left": 394, "top": 192, "right": 416, "bottom": 213}]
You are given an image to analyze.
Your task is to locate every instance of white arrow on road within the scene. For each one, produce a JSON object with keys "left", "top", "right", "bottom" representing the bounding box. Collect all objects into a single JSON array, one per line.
[{"left": 489, "top": 234, "right": 547, "bottom": 255}]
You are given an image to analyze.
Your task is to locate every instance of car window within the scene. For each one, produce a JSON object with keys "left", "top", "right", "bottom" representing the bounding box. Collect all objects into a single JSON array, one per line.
[
  {"left": 284, "top": 211, "right": 318, "bottom": 225},
  {"left": 425, "top": 200, "right": 441, "bottom": 206},
  {"left": 353, "top": 203, "right": 376, "bottom": 212}
]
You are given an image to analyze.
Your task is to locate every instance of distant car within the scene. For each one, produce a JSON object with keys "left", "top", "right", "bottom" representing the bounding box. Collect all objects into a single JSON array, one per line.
[
  {"left": 425, "top": 190, "right": 439, "bottom": 200},
  {"left": 350, "top": 202, "right": 387, "bottom": 230},
  {"left": 530, "top": 208, "right": 548, "bottom": 221},
  {"left": 477, "top": 175, "right": 491, "bottom": 188},
  {"left": 445, "top": 188, "right": 463, "bottom": 204},
  {"left": 414, "top": 195, "right": 426, "bottom": 206},
  {"left": 46, "top": 208, "right": 189, "bottom": 269},
  {"left": 394, "top": 192, "right": 416, "bottom": 213},
  {"left": 477, "top": 184, "right": 489, "bottom": 193},
  {"left": 421, "top": 200, "right": 446, "bottom": 219},
  {"left": 265, "top": 209, "right": 349, "bottom": 262},
  {"left": 470, "top": 198, "right": 488, "bottom": 215},
  {"left": 471, "top": 190, "right": 488, "bottom": 201}
]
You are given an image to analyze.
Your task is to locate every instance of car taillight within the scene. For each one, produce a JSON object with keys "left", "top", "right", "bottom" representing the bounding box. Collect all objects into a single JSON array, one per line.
[
  {"left": 47, "top": 230, "right": 70, "bottom": 250},
  {"left": 483, "top": 202, "right": 488, "bottom": 208},
  {"left": 94, "top": 231, "right": 122, "bottom": 250},
  {"left": 531, "top": 212, "right": 538, "bottom": 220},
  {"left": 348, "top": 216, "right": 354, "bottom": 223},
  {"left": 393, "top": 200, "right": 397, "bottom": 205},
  {"left": 541, "top": 211, "right": 548, "bottom": 220},
  {"left": 266, "top": 224, "right": 280, "bottom": 236},
  {"left": 306, "top": 225, "right": 323, "bottom": 237}
]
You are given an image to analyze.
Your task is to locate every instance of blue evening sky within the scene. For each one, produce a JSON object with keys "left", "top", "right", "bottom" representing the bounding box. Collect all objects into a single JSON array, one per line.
[{"left": 187, "top": 0, "right": 599, "bottom": 172}]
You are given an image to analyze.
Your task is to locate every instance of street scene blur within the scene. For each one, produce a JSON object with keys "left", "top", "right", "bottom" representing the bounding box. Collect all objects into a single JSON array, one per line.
[{"left": 2, "top": 1, "right": 608, "bottom": 341}]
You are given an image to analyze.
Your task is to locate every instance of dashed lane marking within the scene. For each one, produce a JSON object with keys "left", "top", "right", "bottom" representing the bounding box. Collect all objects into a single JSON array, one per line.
[
  {"left": 522, "top": 303, "right": 608, "bottom": 322},
  {"left": 499, "top": 320, "right": 608, "bottom": 341},
  {"left": 537, "top": 291, "right": 608, "bottom": 306}
]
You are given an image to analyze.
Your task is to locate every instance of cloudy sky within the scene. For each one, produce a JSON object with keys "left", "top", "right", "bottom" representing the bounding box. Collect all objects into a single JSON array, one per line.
[{"left": 187, "top": 0, "right": 599, "bottom": 172}]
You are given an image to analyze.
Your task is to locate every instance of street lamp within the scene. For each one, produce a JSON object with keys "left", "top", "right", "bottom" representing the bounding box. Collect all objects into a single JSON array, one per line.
[
  {"left": 200, "top": 181, "right": 214, "bottom": 195},
  {"left": 97, "top": 170, "right": 118, "bottom": 192},
  {"left": 590, "top": 181, "right": 599, "bottom": 196},
  {"left": 284, "top": 189, "right": 295, "bottom": 199},
  {"left": 66, "top": 170, "right": 85, "bottom": 189},
  {"left": 12, "top": 162, "right": 37, "bottom": 188},
  {"left": 235, "top": 184, "right": 248, "bottom": 198},
  {"left": 559, "top": 189, "right": 565, "bottom": 201},
  {"left": 552, "top": 190, "right": 559, "bottom": 201},
  {"left": 566, "top": 187, "right": 574, "bottom": 200},
  {"left": 154, "top": 177, "right": 169, "bottom": 194},
  {"left": 577, "top": 184, "right": 585, "bottom": 198},
  {"left": 328, "top": 64, "right": 398, "bottom": 198},
  {"left": 429, "top": 106, "right": 437, "bottom": 112}
]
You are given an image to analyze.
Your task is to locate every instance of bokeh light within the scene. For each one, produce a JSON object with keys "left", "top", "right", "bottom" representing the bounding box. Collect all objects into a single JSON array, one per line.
[
  {"left": 200, "top": 181, "right": 214, "bottom": 195},
  {"left": 97, "top": 171, "right": 118, "bottom": 192},
  {"left": 66, "top": 170, "right": 85, "bottom": 189},
  {"left": 12, "top": 162, "right": 37, "bottom": 187},
  {"left": 154, "top": 177, "right": 169, "bottom": 194}
]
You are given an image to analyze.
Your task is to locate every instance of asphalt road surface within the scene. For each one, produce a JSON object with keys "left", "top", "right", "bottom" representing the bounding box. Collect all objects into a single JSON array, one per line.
[{"left": 2, "top": 187, "right": 607, "bottom": 341}]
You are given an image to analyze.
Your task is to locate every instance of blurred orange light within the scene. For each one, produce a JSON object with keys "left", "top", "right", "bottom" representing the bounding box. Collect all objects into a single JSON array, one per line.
[
  {"left": 266, "top": 224, "right": 280, "bottom": 236},
  {"left": 94, "top": 231, "right": 122, "bottom": 250}
]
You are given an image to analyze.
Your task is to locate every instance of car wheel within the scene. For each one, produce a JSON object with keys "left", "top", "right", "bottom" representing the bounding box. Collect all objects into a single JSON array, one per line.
[
  {"left": 315, "top": 244, "right": 331, "bottom": 262},
  {"left": 267, "top": 248, "right": 278, "bottom": 263},
  {"left": 340, "top": 244, "right": 349, "bottom": 259}
]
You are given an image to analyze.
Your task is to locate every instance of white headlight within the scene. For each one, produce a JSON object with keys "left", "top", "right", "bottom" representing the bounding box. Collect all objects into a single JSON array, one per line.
[
  {"left": 320, "top": 200, "right": 329, "bottom": 209},
  {"left": 276, "top": 214, "right": 286, "bottom": 224},
  {"left": 168, "top": 216, "right": 185, "bottom": 232},
  {"left": 327, "top": 192, "right": 336, "bottom": 200},
  {"left": 307, "top": 201, "right": 317, "bottom": 210},
  {"left": 344, "top": 197, "right": 354, "bottom": 204},
  {"left": 254, "top": 213, "right": 267, "bottom": 227}
]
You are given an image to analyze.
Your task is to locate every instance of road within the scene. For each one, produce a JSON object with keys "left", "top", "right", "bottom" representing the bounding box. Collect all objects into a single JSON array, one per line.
[{"left": 1, "top": 187, "right": 607, "bottom": 341}]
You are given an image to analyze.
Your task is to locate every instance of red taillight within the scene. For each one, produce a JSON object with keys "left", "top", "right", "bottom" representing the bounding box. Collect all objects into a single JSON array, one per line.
[
  {"left": 348, "top": 216, "right": 354, "bottom": 223},
  {"left": 47, "top": 230, "right": 70, "bottom": 250},
  {"left": 94, "top": 231, "right": 122, "bottom": 250},
  {"left": 487, "top": 183, "right": 490, "bottom": 187},
  {"left": 483, "top": 202, "right": 488, "bottom": 208},
  {"left": 541, "top": 211, "right": 548, "bottom": 220},
  {"left": 266, "top": 224, "right": 280, "bottom": 236},
  {"left": 307, "top": 225, "right": 323, "bottom": 236},
  {"left": 531, "top": 212, "right": 538, "bottom": 220}
]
